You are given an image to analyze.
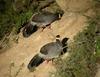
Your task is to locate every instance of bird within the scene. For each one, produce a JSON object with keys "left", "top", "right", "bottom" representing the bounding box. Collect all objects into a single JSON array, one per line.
[
  {"left": 22, "top": 11, "right": 62, "bottom": 37},
  {"left": 27, "top": 38, "right": 64, "bottom": 71},
  {"left": 22, "top": 22, "right": 38, "bottom": 37},
  {"left": 30, "top": 11, "right": 61, "bottom": 29}
]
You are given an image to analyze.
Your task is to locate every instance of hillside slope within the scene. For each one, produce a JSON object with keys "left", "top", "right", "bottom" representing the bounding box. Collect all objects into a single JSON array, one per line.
[{"left": 0, "top": 12, "right": 88, "bottom": 77}]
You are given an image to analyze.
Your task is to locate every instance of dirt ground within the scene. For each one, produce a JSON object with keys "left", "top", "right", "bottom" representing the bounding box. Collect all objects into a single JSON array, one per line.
[
  {"left": 0, "top": 0, "right": 99, "bottom": 76},
  {"left": 0, "top": 12, "right": 88, "bottom": 77},
  {"left": 95, "top": 64, "right": 100, "bottom": 77}
]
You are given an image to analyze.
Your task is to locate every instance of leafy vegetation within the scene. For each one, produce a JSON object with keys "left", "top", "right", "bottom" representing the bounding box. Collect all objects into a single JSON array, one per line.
[
  {"left": 0, "top": 0, "right": 37, "bottom": 51},
  {"left": 93, "top": 0, "right": 100, "bottom": 58},
  {"left": 53, "top": 20, "right": 97, "bottom": 77},
  {"left": 0, "top": 0, "right": 60, "bottom": 50},
  {"left": 96, "top": 36, "right": 100, "bottom": 57},
  {"left": 0, "top": 0, "right": 99, "bottom": 76},
  {"left": 0, "top": 0, "right": 38, "bottom": 39},
  {"left": 53, "top": 1, "right": 100, "bottom": 76},
  {"left": 0, "top": 0, "right": 57, "bottom": 40}
]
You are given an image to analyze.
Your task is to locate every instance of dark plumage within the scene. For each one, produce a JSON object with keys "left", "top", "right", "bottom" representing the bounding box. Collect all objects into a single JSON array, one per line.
[
  {"left": 27, "top": 39, "right": 63, "bottom": 71},
  {"left": 22, "top": 23, "right": 38, "bottom": 37},
  {"left": 39, "top": 39, "right": 63, "bottom": 59},
  {"left": 31, "top": 11, "right": 60, "bottom": 28},
  {"left": 27, "top": 54, "right": 45, "bottom": 71},
  {"left": 61, "top": 37, "right": 69, "bottom": 54},
  {"left": 22, "top": 11, "right": 61, "bottom": 37}
]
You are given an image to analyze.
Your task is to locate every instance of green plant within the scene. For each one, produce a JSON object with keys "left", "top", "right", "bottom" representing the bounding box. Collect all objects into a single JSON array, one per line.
[
  {"left": 96, "top": 36, "right": 100, "bottom": 57},
  {"left": 53, "top": 20, "right": 97, "bottom": 77}
]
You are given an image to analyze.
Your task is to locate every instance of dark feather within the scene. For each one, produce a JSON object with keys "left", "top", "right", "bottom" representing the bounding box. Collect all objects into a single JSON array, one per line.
[{"left": 27, "top": 54, "right": 44, "bottom": 71}]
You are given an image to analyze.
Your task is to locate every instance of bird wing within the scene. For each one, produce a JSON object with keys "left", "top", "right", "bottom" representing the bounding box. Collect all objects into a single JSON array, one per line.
[
  {"left": 31, "top": 12, "right": 59, "bottom": 27},
  {"left": 39, "top": 42, "right": 63, "bottom": 59}
]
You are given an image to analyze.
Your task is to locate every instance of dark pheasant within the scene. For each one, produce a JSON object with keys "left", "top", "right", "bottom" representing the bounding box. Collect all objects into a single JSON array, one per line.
[{"left": 28, "top": 38, "right": 63, "bottom": 71}]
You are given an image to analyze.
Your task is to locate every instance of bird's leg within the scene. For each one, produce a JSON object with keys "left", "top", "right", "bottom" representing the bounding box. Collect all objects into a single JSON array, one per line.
[
  {"left": 48, "top": 26, "right": 52, "bottom": 30},
  {"left": 44, "top": 59, "right": 54, "bottom": 65},
  {"left": 48, "top": 58, "right": 56, "bottom": 65},
  {"left": 51, "top": 58, "right": 55, "bottom": 64},
  {"left": 46, "top": 59, "right": 51, "bottom": 63},
  {"left": 43, "top": 59, "right": 49, "bottom": 64},
  {"left": 46, "top": 24, "right": 52, "bottom": 30},
  {"left": 39, "top": 26, "right": 45, "bottom": 32},
  {"left": 44, "top": 59, "right": 52, "bottom": 64},
  {"left": 46, "top": 59, "right": 54, "bottom": 65},
  {"left": 42, "top": 27, "right": 46, "bottom": 31}
]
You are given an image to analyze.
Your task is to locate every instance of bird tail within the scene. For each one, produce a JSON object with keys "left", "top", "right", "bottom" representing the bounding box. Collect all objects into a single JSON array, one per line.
[
  {"left": 27, "top": 54, "right": 44, "bottom": 71},
  {"left": 22, "top": 24, "right": 38, "bottom": 37},
  {"left": 22, "top": 26, "right": 30, "bottom": 37}
]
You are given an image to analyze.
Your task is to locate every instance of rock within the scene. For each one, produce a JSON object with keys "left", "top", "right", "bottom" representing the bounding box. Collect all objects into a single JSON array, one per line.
[{"left": 56, "top": 0, "right": 93, "bottom": 13}]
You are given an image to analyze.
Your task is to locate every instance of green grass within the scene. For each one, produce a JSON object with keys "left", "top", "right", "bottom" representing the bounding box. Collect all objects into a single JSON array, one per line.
[
  {"left": 13, "top": 10, "right": 33, "bottom": 34},
  {"left": 0, "top": 0, "right": 38, "bottom": 40},
  {"left": 0, "top": 0, "right": 35, "bottom": 51},
  {"left": 94, "top": 0, "right": 100, "bottom": 57},
  {"left": 53, "top": 20, "right": 97, "bottom": 77},
  {"left": 53, "top": 1, "right": 100, "bottom": 76},
  {"left": 96, "top": 35, "right": 100, "bottom": 57},
  {"left": 0, "top": 0, "right": 57, "bottom": 40}
]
